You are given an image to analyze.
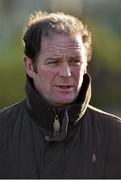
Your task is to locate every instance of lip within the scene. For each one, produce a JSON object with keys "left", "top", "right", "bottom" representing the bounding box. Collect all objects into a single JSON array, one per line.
[{"left": 54, "top": 85, "right": 74, "bottom": 92}]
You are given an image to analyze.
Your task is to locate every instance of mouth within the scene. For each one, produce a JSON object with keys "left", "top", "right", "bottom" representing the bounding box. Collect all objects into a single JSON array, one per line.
[
  {"left": 57, "top": 85, "right": 73, "bottom": 88},
  {"left": 55, "top": 85, "right": 74, "bottom": 91}
]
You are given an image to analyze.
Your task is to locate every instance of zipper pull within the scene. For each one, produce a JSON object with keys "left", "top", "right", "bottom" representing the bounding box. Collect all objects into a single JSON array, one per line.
[{"left": 53, "top": 114, "right": 60, "bottom": 135}]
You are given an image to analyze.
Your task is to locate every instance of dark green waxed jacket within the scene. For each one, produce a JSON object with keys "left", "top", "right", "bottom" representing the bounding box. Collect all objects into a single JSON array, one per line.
[{"left": 0, "top": 73, "right": 121, "bottom": 179}]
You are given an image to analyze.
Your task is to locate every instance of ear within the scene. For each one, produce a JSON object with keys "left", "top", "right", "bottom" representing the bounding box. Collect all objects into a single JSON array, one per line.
[{"left": 24, "top": 55, "right": 35, "bottom": 78}]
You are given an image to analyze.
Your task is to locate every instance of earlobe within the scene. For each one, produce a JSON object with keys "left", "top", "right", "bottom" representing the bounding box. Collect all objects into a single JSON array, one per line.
[{"left": 24, "top": 56, "right": 34, "bottom": 78}]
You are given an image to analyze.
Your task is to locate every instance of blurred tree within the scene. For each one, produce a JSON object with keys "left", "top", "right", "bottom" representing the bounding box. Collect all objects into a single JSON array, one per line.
[
  {"left": 88, "top": 20, "right": 121, "bottom": 72},
  {"left": 1, "top": 0, "right": 15, "bottom": 12}
]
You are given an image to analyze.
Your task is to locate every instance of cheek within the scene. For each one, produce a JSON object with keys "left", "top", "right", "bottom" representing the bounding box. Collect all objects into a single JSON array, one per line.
[
  {"left": 72, "top": 67, "right": 85, "bottom": 86},
  {"left": 72, "top": 68, "right": 82, "bottom": 80},
  {"left": 38, "top": 68, "right": 57, "bottom": 82}
]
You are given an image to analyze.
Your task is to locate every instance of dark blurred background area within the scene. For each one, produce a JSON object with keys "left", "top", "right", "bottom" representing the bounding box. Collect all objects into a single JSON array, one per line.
[{"left": 0, "top": 0, "right": 121, "bottom": 117}]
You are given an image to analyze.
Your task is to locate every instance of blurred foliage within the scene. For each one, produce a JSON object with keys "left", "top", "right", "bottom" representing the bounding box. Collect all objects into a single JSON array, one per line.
[
  {"left": 0, "top": 32, "right": 25, "bottom": 108},
  {"left": 88, "top": 21, "right": 121, "bottom": 72},
  {"left": 86, "top": 20, "right": 121, "bottom": 114}
]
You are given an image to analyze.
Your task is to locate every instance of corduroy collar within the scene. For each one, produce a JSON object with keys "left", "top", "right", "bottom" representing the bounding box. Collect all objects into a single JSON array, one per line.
[{"left": 25, "top": 73, "right": 91, "bottom": 133}]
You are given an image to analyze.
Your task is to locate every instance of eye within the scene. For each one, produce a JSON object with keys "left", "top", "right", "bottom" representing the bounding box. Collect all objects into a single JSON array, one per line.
[
  {"left": 69, "top": 58, "right": 81, "bottom": 65},
  {"left": 46, "top": 58, "right": 61, "bottom": 66}
]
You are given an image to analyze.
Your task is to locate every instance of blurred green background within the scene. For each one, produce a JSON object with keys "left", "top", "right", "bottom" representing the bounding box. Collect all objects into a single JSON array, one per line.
[{"left": 0, "top": 0, "right": 121, "bottom": 117}]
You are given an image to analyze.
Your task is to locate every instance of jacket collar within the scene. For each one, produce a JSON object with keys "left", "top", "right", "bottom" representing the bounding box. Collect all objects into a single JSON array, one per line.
[{"left": 25, "top": 73, "right": 91, "bottom": 131}]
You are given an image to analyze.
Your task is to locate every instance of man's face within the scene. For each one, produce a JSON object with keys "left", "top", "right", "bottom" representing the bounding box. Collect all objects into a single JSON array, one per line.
[{"left": 25, "top": 33, "right": 87, "bottom": 106}]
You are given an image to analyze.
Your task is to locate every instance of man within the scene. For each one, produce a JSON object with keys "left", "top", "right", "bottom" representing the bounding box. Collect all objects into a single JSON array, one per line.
[{"left": 0, "top": 10, "right": 121, "bottom": 178}]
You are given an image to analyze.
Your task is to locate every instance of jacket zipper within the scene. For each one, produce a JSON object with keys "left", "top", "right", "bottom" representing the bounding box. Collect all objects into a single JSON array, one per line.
[{"left": 53, "top": 114, "right": 60, "bottom": 136}]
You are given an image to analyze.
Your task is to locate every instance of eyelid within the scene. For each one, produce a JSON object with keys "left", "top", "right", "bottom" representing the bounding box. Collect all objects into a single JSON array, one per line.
[
  {"left": 46, "top": 58, "right": 61, "bottom": 62},
  {"left": 45, "top": 58, "right": 61, "bottom": 65},
  {"left": 69, "top": 58, "right": 82, "bottom": 63}
]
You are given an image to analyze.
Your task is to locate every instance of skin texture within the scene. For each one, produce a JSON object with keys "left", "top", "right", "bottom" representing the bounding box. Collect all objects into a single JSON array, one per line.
[{"left": 24, "top": 33, "right": 87, "bottom": 106}]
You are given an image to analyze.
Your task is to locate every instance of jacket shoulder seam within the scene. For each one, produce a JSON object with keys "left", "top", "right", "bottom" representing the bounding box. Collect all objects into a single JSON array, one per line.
[{"left": 88, "top": 105, "right": 121, "bottom": 120}]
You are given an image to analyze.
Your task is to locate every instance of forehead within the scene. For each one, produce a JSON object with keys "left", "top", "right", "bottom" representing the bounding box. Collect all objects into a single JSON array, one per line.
[{"left": 40, "top": 33, "right": 84, "bottom": 56}]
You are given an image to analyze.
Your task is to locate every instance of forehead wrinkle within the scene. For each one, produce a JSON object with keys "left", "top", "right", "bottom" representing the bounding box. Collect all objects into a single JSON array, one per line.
[
  {"left": 44, "top": 47, "right": 82, "bottom": 59},
  {"left": 42, "top": 46, "right": 82, "bottom": 61},
  {"left": 44, "top": 43, "right": 82, "bottom": 54},
  {"left": 47, "top": 40, "right": 82, "bottom": 49}
]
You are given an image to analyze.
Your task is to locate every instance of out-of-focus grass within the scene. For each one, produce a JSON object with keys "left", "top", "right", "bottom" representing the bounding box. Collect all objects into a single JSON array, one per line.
[{"left": 0, "top": 34, "right": 25, "bottom": 108}]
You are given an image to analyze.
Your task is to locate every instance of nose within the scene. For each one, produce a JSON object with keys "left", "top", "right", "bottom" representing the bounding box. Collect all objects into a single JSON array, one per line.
[{"left": 59, "top": 62, "right": 71, "bottom": 78}]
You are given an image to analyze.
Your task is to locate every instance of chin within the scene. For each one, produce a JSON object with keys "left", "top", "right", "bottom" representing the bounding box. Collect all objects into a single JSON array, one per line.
[{"left": 55, "top": 99, "right": 75, "bottom": 106}]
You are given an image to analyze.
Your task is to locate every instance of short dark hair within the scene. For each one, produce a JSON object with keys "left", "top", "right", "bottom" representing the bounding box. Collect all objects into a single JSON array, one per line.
[{"left": 22, "top": 11, "right": 92, "bottom": 66}]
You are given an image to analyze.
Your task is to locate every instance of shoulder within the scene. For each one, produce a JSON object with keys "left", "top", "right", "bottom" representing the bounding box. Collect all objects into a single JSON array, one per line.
[
  {"left": 87, "top": 104, "right": 121, "bottom": 134},
  {"left": 87, "top": 104, "right": 121, "bottom": 121},
  {"left": 86, "top": 105, "right": 121, "bottom": 152},
  {"left": 0, "top": 99, "right": 26, "bottom": 141},
  {"left": 88, "top": 105, "right": 120, "bottom": 119},
  {"left": 0, "top": 100, "right": 26, "bottom": 152},
  {"left": 0, "top": 99, "right": 26, "bottom": 124}
]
